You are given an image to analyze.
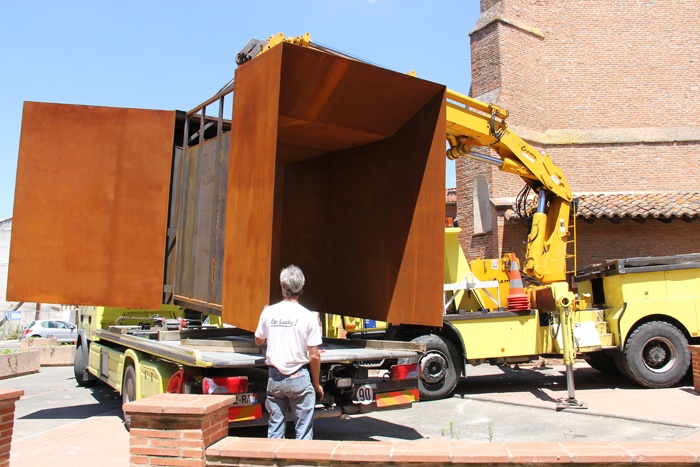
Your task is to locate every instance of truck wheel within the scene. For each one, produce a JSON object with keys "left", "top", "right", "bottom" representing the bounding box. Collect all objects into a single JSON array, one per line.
[
  {"left": 73, "top": 343, "right": 96, "bottom": 387},
  {"left": 122, "top": 364, "right": 137, "bottom": 431},
  {"left": 617, "top": 321, "right": 690, "bottom": 388},
  {"left": 584, "top": 350, "right": 619, "bottom": 375},
  {"left": 409, "top": 334, "right": 460, "bottom": 401}
]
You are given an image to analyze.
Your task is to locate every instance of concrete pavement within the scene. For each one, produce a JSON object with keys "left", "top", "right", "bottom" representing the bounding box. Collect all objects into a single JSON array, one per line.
[
  {"left": 1, "top": 362, "right": 698, "bottom": 466},
  {"left": 458, "top": 362, "right": 700, "bottom": 430},
  {"left": 0, "top": 365, "right": 126, "bottom": 467},
  {"left": 9, "top": 412, "right": 128, "bottom": 467}
]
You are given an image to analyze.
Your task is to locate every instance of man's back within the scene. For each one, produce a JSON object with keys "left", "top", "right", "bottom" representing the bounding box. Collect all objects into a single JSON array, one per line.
[{"left": 257, "top": 301, "right": 321, "bottom": 374}]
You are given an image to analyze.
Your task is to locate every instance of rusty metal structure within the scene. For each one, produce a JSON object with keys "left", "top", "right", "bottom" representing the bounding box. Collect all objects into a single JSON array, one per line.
[
  {"left": 9, "top": 42, "right": 447, "bottom": 331},
  {"left": 9, "top": 103, "right": 175, "bottom": 309}
]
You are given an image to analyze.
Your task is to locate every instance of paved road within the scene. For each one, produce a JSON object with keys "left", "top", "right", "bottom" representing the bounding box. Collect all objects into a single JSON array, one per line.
[
  {"left": 263, "top": 363, "right": 699, "bottom": 443},
  {"left": 1, "top": 362, "right": 698, "bottom": 466},
  {"left": 0, "top": 366, "right": 122, "bottom": 441},
  {"left": 2, "top": 364, "right": 697, "bottom": 443}
]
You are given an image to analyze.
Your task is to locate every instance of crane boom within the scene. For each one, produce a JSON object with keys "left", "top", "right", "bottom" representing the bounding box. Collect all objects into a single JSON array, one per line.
[{"left": 444, "top": 89, "right": 574, "bottom": 283}]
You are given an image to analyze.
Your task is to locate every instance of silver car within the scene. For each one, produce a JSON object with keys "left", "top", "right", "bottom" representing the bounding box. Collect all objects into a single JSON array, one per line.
[{"left": 20, "top": 320, "right": 77, "bottom": 344}]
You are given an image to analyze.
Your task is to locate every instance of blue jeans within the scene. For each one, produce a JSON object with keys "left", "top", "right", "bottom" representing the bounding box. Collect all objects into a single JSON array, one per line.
[{"left": 265, "top": 366, "right": 315, "bottom": 440}]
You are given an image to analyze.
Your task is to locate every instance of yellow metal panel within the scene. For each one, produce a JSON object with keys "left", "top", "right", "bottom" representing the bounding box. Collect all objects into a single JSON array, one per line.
[
  {"left": 88, "top": 342, "right": 126, "bottom": 390},
  {"left": 452, "top": 314, "right": 539, "bottom": 360},
  {"left": 87, "top": 343, "right": 103, "bottom": 379},
  {"left": 621, "top": 273, "right": 669, "bottom": 302},
  {"left": 604, "top": 268, "right": 700, "bottom": 344},
  {"left": 466, "top": 257, "right": 511, "bottom": 310},
  {"left": 606, "top": 275, "right": 625, "bottom": 308},
  {"left": 444, "top": 227, "right": 471, "bottom": 309},
  {"left": 140, "top": 360, "right": 179, "bottom": 398}
]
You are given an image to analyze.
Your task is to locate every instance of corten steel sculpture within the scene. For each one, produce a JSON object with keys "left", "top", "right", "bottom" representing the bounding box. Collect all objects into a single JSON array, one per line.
[
  {"left": 8, "top": 42, "right": 446, "bottom": 331},
  {"left": 8, "top": 103, "right": 175, "bottom": 309},
  {"left": 222, "top": 43, "right": 446, "bottom": 331}
]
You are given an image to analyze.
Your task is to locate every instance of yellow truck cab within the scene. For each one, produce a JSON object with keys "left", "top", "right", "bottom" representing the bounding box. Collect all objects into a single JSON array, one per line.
[{"left": 575, "top": 254, "right": 700, "bottom": 388}]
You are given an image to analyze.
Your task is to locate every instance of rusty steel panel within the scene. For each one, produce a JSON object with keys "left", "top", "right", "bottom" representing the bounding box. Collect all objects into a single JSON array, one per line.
[
  {"left": 325, "top": 94, "right": 446, "bottom": 326},
  {"left": 8, "top": 102, "right": 175, "bottom": 308},
  {"left": 223, "top": 46, "right": 283, "bottom": 331},
  {"left": 223, "top": 44, "right": 445, "bottom": 331},
  {"left": 172, "top": 133, "right": 230, "bottom": 310}
]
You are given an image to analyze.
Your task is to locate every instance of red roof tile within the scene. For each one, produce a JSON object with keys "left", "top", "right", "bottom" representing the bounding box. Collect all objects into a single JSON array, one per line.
[
  {"left": 502, "top": 191, "right": 700, "bottom": 221},
  {"left": 576, "top": 191, "right": 700, "bottom": 220}
]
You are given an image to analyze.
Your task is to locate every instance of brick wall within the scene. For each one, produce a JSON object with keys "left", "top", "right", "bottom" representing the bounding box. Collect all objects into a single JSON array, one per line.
[
  {"left": 456, "top": 159, "right": 500, "bottom": 260},
  {"left": 500, "top": 219, "right": 700, "bottom": 270},
  {"left": 457, "top": 0, "right": 700, "bottom": 268},
  {"left": 691, "top": 346, "right": 700, "bottom": 394},
  {"left": 575, "top": 220, "right": 700, "bottom": 267},
  {"left": 124, "top": 393, "right": 234, "bottom": 467},
  {"left": 207, "top": 436, "right": 700, "bottom": 465},
  {"left": 123, "top": 393, "right": 700, "bottom": 466},
  {"left": 0, "top": 389, "right": 23, "bottom": 467}
]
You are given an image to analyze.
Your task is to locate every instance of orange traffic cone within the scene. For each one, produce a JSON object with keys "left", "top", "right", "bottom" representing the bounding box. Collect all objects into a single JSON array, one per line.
[{"left": 507, "top": 253, "right": 530, "bottom": 312}]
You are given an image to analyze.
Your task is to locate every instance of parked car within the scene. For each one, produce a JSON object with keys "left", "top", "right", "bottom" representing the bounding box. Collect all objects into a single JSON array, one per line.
[{"left": 20, "top": 320, "right": 77, "bottom": 344}]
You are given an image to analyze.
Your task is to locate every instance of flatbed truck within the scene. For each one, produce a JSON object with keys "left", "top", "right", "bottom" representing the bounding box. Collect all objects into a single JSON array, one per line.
[{"left": 74, "top": 306, "right": 423, "bottom": 429}]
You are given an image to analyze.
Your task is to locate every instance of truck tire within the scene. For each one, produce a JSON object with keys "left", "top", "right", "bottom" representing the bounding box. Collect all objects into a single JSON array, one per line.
[
  {"left": 122, "top": 364, "right": 137, "bottom": 431},
  {"left": 616, "top": 321, "right": 690, "bottom": 388},
  {"left": 584, "top": 350, "right": 619, "bottom": 375},
  {"left": 405, "top": 334, "right": 460, "bottom": 401},
  {"left": 73, "top": 343, "right": 96, "bottom": 387}
]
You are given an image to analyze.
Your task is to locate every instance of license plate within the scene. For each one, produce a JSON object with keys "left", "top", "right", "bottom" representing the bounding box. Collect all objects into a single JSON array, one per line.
[
  {"left": 352, "top": 384, "right": 376, "bottom": 405},
  {"left": 231, "top": 392, "right": 258, "bottom": 407}
]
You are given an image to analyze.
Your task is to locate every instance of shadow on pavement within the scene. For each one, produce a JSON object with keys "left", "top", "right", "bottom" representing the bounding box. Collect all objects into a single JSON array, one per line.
[
  {"left": 230, "top": 416, "right": 424, "bottom": 441},
  {"left": 20, "top": 380, "right": 122, "bottom": 420},
  {"left": 454, "top": 364, "right": 642, "bottom": 398},
  {"left": 20, "top": 402, "right": 120, "bottom": 420}
]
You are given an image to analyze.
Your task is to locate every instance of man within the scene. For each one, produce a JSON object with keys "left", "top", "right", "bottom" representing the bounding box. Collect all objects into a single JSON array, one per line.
[{"left": 254, "top": 265, "right": 324, "bottom": 440}]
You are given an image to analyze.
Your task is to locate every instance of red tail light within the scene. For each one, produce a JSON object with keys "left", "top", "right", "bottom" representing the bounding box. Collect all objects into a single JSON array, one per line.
[
  {"left": 389, "top": 363, "right": 421, "bottom": 380},
  {"left": 203, "top": 376, "right": 248, "bottom": 394},
  {"left": 24, "top": 329, "right": 31, "bottom": 334}
]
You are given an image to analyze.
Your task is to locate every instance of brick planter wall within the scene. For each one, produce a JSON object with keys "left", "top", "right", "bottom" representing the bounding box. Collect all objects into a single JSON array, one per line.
[
  {"left": 126, "top": 394, "right": 700, "bottom": 467},
  {"left": 0, "top": 350, "right": 40, "bottom": 380},
  {"left": 0, "top": 389, "right": 24, "bottom": 467},
  {"left": 123, "top": 393, "right": 236, "bottom": 467},
  {"left": 206, "top": 437, "right": 700, "bottom": 466},
  {"left": 691, "top": 345, "right": 700, "bottom": 393},
  {"left": 20, "top": 338, "right": 76, "bottom": 366}
]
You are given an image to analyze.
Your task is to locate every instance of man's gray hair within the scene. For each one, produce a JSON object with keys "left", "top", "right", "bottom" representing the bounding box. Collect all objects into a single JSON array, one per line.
[{"left": 280, "top": 265, "right": 305, "bottom": 297}]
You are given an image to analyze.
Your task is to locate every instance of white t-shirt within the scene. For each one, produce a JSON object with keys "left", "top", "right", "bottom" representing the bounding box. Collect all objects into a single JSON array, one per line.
[{"left": 254, "top": 301, "right": 323, "bottom": 375}]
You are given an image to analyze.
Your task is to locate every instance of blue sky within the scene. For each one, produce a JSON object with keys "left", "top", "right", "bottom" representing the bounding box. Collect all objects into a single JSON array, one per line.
[{"left": 0, "top": 1, "right": 480, "bottom": 221}]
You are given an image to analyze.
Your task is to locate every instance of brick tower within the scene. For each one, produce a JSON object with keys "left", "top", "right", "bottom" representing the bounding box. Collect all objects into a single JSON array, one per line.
[{"left": 458, "top": 0, "right": 700, "bottom": 271}]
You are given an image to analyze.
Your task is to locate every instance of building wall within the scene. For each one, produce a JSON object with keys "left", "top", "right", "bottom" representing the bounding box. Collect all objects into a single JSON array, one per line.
[
  {"left": 0, "top": 219, "right": 11, "bottom": 310},
  {"left": 1, "top": 218, "right": 71, "bottom": 335},
  {"left": 457, "top": 0, "right": 700, "bottom": 269},
  {"left": 499, "top": 218, "right": 700, "bottom": 273},
  {"left": 575, "top": 220, "right": 700, "bottom": 267}
]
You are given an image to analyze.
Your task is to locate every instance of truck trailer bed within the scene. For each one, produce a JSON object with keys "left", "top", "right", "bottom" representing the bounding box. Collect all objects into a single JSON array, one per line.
[{"left": 94, "top": 328, "right": 422, "bottom": 368}]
